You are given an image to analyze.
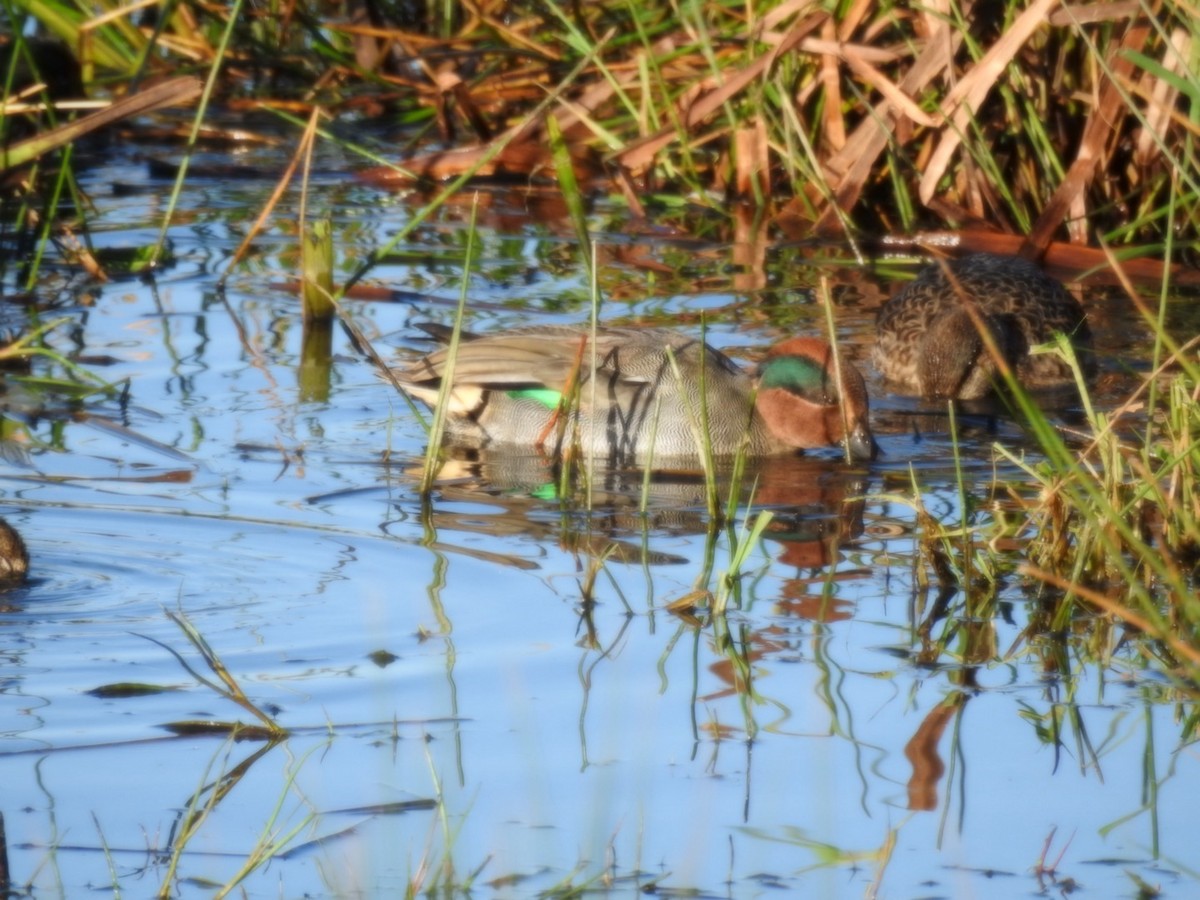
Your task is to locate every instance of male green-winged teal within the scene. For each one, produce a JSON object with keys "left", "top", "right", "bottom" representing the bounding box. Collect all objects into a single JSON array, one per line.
[
  {"left": 395, "top": 325, "right": 876, "bottom": 463},
  {"left": 873, "top": 254, "right": 1092, "bottom": 399}
]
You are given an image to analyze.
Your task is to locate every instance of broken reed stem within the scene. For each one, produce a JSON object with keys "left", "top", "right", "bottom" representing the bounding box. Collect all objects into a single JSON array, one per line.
[
  {"left": 296, "top": 110, "right": 333, "bottom": 323},
  {"left": 300, "top": 216, "right": 335, "bottom": 323}
]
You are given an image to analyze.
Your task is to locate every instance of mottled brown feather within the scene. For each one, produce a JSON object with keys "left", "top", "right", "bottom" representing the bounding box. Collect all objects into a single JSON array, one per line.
[{"left": 873, "top": 254, "right": 1092, "bottom": 399}]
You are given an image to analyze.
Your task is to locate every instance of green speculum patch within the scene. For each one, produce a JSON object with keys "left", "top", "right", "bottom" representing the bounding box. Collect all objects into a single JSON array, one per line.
[{"left": 507, "top": 388, "right": 563, "bottom": 408}]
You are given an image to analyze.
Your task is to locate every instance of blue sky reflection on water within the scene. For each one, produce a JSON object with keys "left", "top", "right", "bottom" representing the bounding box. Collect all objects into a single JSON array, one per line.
[{"left": 0, "top": 155, "right": 1193, "bottom": 897}]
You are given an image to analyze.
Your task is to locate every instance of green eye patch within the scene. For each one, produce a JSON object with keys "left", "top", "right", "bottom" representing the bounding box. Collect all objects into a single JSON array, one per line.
[{"left": 758, "top": 355, "right": 835, "bottom": 402}]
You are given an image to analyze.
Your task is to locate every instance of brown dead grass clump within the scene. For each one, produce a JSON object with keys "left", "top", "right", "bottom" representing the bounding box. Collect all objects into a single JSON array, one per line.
[
  {"left": 15, "top": 1, "right": 1192, "bottom": 257},
  {"left": 337, "top": 1, "right": 1196, "bottom": 260}
]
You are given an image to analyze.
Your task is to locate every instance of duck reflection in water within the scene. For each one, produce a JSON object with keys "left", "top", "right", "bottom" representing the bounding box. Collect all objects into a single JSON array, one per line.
[{"left": 401, "top": 450, "right": 869, "bottom": 576}]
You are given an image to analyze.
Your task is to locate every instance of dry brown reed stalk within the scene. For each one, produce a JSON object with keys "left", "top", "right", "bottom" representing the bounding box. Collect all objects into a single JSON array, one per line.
[
  {"left": 917, "top": 0, "right": 1059, "bottom": 204},
  {"left": 1020, "top": 17, "right": 1153, "bottom": 253},
  {"left": 0, "top": 76, "right": 201, "bottom": 171}
]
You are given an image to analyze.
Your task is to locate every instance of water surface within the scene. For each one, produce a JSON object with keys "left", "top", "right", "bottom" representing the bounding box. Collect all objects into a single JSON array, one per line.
[{"left": 0, "top": 135, "right": 1193, "bottom": 898}]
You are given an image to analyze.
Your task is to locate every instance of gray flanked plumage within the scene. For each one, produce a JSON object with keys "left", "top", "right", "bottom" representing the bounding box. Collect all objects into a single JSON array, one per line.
[
  {"left": 873, "top": 254, "right": 1092, "bottom": 399},
  {"left": 395, "top": 325, "right": 876, "bottom": 464}
]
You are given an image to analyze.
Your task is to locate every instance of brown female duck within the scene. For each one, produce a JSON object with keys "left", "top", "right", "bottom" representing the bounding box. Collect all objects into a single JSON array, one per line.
[{"left": 874, "top": 254, "right": 1092, "bottom": 399}]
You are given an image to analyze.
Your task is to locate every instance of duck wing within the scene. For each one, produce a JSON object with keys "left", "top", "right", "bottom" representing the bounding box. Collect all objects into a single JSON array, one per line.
[{"left": 400, "top": 325, "right": 730, "bottom": 400}]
